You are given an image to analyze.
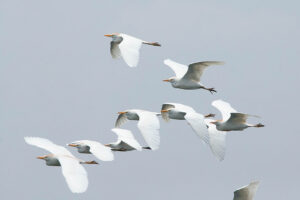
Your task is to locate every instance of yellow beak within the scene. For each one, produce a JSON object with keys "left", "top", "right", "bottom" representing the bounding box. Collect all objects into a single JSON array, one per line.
[
  {"left": 36, "top": 156, "right": 45, "bottom": 160},
  {"left": 68, "top": 144, "right": 79, "bottom": 147},
  {"left": 161, "top": 110, "right": 168, "bottom": 113},
  {"left": 118, "top": 111, "right": 127, "bottom": 114},
  {"left": 104, "top": 34, "right": 113, "bottom": 37},
  {"left": 163, "top": 79, "right": 170, "bottom": 82}
]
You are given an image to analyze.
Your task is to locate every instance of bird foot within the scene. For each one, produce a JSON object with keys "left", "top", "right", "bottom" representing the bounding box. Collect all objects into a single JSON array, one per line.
[
  {"left": 84, "top": 160, "right": 98, "bottom": 164},
  {"left": 255, "top": 123, "right": 265, "bottom": 128},
  {"left": 207, "top": 88, "right": 217, "bottom": 94},
  {"left": 205, "top": 113, "right": 216, "bottom": 118}
]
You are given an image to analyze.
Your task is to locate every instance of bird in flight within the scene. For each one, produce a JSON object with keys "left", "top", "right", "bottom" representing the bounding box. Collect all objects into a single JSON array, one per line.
[
  {"left": 24, "top": 137, "right": 98, "bottom": 193},
  {"left": 115, "top": 109, "right": 160, "bottom": 151},
  {"left": 104, "top": 33, "right": 161, "bottom": 67},
  {"left": 210, "top": 100, "right": 264, "bottom": 131},
  {"left": 67, "top": 140, "right": 114, "bottom": 162},
  {"left": 105, "top": 128, "right": 151, "bottom": 151},
  {"left": 163, "top": 59, "right": 224, "bottom": 93}
]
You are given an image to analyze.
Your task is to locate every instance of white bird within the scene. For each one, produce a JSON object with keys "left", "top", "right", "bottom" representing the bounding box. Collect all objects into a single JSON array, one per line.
[
  {"left": 24, "top": 137, "right": 97, "bottom": 193},
  {"left": 233, "top": 181, "right": 260, "bottom": 200},
  {"left": 161, "top": 103, "right": 226, "bottom": 161},
  {"left": 115, "top": 109, "right": 160, "bottom": 150},
  {"left": 211, "top": 100, "right": 264, "bottom": 131},
  {"left": 163, "top": 59, "right": 224, "bottom": 93},
  {"left": 105, "top": 128, "right": 150, "bottom": 151},
  {"left": 67, "top": 140, "right": 114, "bottom": 161},
  {"left": 104, "top": 33, "right": 161, "bottom": 67}
]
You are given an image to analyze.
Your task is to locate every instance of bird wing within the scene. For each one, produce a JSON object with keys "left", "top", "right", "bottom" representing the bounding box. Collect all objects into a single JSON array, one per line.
[
  {"left": 24, "top": 137, "right": 74, "bottom": 157},
  {"left": 164, "top": 59, "right": 188, "bottom": 78},
  {"left": 205, "top": 119, "right": 226, "bottom": 161},
  {"left": 136, "top": 111, "right": 160, "bottom": 150},
  {"left": 115, "top": 113, "right": 128, "bottom": 127},
  {"left": 182, "top": 61, "right": 224, "bottom": 82},
  {"left": 161, "top": 103, "right": 175, "bottom": 122},
  {"left": 212, "top": 99, "right": 237, "bottom": 121},
  {"left": 76, "top": 140, "right": 114, "bottom": 161},
  {"left": 118, "top": 34, "right": 142, "bottom": 67},
  {"left": 184, "top": 112, "right": 209, "bottom": 144},
  {"left": 58, "top": 155, "right": 88, "bottom": 193},
  {"left": 110, "top": 40, "right": 122, "bottom": 58},
  {"left": 111, "top": 128, "right": 142, "bottom": 151},
  {"left": 226, "top": 113, "right": 249, "bottom": 125},
  {"left": 233, "top": 181, "right": 260, "bottom": 200}
]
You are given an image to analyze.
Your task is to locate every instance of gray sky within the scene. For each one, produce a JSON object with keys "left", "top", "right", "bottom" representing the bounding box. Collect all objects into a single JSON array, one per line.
[{"left": 1, "top": 0, "right": 299, "bottom": 199}]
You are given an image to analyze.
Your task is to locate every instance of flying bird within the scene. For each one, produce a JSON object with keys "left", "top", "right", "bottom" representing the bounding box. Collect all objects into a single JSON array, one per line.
[
  {"left": 161, "top": 103, "right": 226, "bottom": 161},
  {"left": 105, "top": 128, "right": 151, "bottom": 151},
  {"left": 163, "top": 59, "right": 224, "bottom": 93},
  {"left": 24, "top": 137, "right": 97, "bottom": 193},
  {"left": 104, "top": 33, "right": 161, "bottom": 67},
  {"left": 233, "top": 181, "right": 260, "bottom": 200},
  {"left": 115, "top": 109, "right": 160, "bottom": 150},
  {"left": 67, "top": 140, "right": 114, "bottom": 161},
  {"left": 211, "top": 100, "right": 264, "bottom": 131}
]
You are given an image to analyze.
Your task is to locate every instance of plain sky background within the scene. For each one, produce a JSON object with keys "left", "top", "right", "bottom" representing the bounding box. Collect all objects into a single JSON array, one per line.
[{"left": 1, "top": 0, "right": 299, "bottom": 199}]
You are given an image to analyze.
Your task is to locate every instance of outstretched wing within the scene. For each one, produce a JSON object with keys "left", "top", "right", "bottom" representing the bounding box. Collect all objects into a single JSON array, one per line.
[
  {"left": 58, "top": 156, "right": 88, "bottom": 193},
  {"left": 212, "top": 99, "right": 237, "bottom": 121},
  {"left": 75, "top": 140, "right": 114, "bottom": 161},
  {"left": 118, "top": 33, "right": 142, "bottom": 67},
  {"left": 24, "top": 137, "right": 73, "bottom": 157},
  {"left": 233, "top": 181, "right": 260, "bottom": 200},
  {"left": 111, "top": 128, "right": 142, "bottom": 151},
  {"left": 164, "top": 59, "right": 188, "bottom": 78},
  {"left": 182, "top": 61, "right": 224, "bottom": 82},
  {"left": 205, "top": 119, "right": 226, "bottom": 161},
  {"left": 136, "top": 111, "right": 160, "bottom": 151},
  {"left": 184, "top": 112, "right": 209, "bottom": 144}
]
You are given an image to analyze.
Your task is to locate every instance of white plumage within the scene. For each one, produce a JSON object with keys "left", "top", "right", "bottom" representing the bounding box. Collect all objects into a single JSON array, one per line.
[
  {"left": 105, "top": 33, "right": 160, "bottom": 67},
  {"left": 68, "top": 140, "right": 114, "bottom": 161},
  {"left": 163, "top": 59, "right": 224, "bottom": 93},
  {"left": 115, "top": 109, "right": 160, "bottom": 150},
  {"left": 110, "top": 128, "right": 143, "bottom": 151},
  {"left": 24, "top": 137, "right": 89, "bottom": 193}
]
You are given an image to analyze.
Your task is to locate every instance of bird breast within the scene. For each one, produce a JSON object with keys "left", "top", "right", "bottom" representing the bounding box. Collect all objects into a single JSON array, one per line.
[
  {"left": 78, "top": 145, "right": 91, "bottom": 154},
  {"left": 45, "top": 157, "right": 61, "bottom": 166},
  {"left": 168, "top": 110, "right": 186, "bottom": 120}
]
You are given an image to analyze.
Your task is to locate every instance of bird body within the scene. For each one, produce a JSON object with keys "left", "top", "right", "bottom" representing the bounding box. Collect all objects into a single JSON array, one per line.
[
  {"left": 115, "top": 109, "right": 160, "bottom": 150},
  {"left": 106, "top": 128, "right": 143, "bottom": 151},
  {"left": 68, "top": 140, "right": 114, "bottom": 161},
  {"left": 105, "top": 33, "right": 160, "bottom": 67},
  {"left": 211, "top": 100, "right": 264, "bottom": 131},
  {"left": 163, "top": 59, "right": 224, "bottom": 93}
]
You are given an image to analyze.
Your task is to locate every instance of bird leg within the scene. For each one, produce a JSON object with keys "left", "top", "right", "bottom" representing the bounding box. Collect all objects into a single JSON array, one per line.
[
  {"left": 204, "top": 113, "right": 216, "bottom": 118},
  {"left": 200, "top": 86, "right": 217, "bottom": 94},
  {"left": 83, "top": 160, "right": 98, "bottom": 164},
  {"left": 142, "top": 147, "right": 152, "bottom": 150},
  {"left": 142, "top": 41, "right": 161, "bottom": 46},
  {"left": 254, "top": 123, "right": 265, "bottom": 128}
]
